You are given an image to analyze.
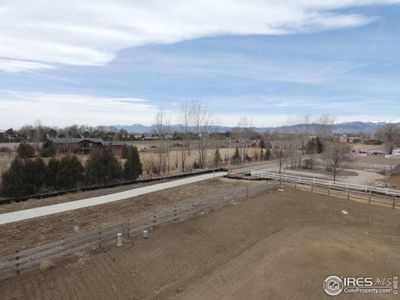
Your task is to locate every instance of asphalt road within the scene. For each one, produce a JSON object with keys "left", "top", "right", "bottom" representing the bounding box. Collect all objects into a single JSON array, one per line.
[{"left": 0, "top": 172, "right": 227, "bottom": 225}]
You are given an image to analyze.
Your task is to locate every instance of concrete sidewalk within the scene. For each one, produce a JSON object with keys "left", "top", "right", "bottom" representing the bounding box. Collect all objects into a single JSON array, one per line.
[{"left": 0, "top": 172, "right": 227, "bottom": 225}]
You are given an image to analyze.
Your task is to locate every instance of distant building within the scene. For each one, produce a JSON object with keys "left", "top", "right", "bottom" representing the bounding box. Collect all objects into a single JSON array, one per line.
[
  {"left": 392, "top": 149, "right": 400, "bottom": 157},
  {"left": 105, "top": 141, "right": 126, "bottom": 157},
  {"left": 389, "top": 164, "right": 400, "bottom": 188},
  {"left": 49, "top": 138, "right": 127, "bottom": 156}
]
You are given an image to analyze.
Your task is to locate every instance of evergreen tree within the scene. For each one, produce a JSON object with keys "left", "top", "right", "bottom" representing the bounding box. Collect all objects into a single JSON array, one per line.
[
  {"left": 232, "top": 147, "right": 241, "bottom": 164},
  {"left": 1, "top": 157, "right": 46, "bottom": 197},
  {"left": 40, "top": 140, "right": 56, "bottom": 157},
  {"left": 58, "top": 155, "right": 84, "bottom": 190},
  {"left": 1, "top": 158, "right": 25, "bottom": 197},
  {"left": 192, "top": 161, "right": 200, "bottom": 169},
  {"left": 121, "top": 144, "right": 128, "bottom": 159},
  {"left": 85, "top": 147, "right": 122, "bottom": 185},
  {"left": 123, "top": 146, "right": 142, "bottom": 180},
  {"left": 213, "top": 148, "right": 222, "bottom": 168},
  {"left": 260, "top": 148, "right": 265, "bottom": 161},
  {"left": 17, "top": 143, "right": 35, "bottom": 159},
  {"left": 306, "top": 137, "right": 323, "bottom": 154},
  {"left": 45, "top": 157, "right": 60, "bottom": 190},
  {"left": 265, "top": 148, "right": 271, "bottom": 160},
  {"left": 31, "top": 157, "right": 46, "bottom": 192}
]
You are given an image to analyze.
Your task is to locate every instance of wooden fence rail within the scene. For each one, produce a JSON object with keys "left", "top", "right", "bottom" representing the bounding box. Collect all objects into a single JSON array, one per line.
[
  {"left": 251, "top": 171, "right": 399, "bottom": 209},
  {"left": 0, "top": 183, "right": 273, "bottom": 281},
  {"left": 251, "top": 171, "right": 400, "bottom": 198}
]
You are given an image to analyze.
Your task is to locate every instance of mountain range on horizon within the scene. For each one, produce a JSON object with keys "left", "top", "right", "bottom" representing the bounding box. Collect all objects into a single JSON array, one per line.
[{"left": 110, "top": 121, "right": 397, "bottom": 135}]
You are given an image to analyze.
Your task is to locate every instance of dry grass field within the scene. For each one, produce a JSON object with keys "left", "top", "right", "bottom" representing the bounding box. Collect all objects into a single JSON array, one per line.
[
  {"left": 353, "top": 155, "right": 400, "bottom": 165},
  {"left": 1, "top": 188, "right": 399, "bottom": 300},
  {"left": 0, "top": 145, "right": 241, "bottom": 178}
]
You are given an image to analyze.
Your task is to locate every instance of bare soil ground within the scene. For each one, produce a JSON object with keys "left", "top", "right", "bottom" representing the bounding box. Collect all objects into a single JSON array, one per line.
[
  {"left": 284, "top": 168, "right": 384, "bottom": 186},
  {"left": 0, "top": 178, "right": 260, "bottom": 256},
  {"left": 353, "top": 155, "right": 400, "bottom": 165},
  {"left": 351, "top": 143, "right": 385, "bottom": 152},
  {"left": 286, "top": 168, "right": 358, "bottom": 178},
  {"left": 1, "top": 189, "right": 400, "bottom": 300}
]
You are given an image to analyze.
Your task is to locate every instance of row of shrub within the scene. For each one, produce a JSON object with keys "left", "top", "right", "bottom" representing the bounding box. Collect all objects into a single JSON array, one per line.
[
  {"left": 0, "top": 146, "right": 142, "bottom": 198},
  {"left": 231, "top": 147, "right": 271, "bottom": 164}
]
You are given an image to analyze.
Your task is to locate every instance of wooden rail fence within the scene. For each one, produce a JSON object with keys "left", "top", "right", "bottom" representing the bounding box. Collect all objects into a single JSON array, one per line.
[
  {"left": 251, "top": 171, "right": 400, "bottom": 209},
  {"left": 0, "top": 183, "right": 271, "bottom": 281}
]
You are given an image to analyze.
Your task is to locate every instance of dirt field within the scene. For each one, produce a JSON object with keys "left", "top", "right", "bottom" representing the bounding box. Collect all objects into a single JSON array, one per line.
[
  {"left": 1, "top": 188, "right": 400, "bottom": 300},
  {"left": 353, "top": 155, "right": 400, "bottom": 165},
  {"left": 0, "top": 178, "right": 260, "bottom": 255}
]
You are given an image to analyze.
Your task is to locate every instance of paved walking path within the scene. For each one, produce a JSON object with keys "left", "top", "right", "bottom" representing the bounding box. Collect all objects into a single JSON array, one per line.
[{"left": 0, "top": 172, "right": 227, "bottom": 225}]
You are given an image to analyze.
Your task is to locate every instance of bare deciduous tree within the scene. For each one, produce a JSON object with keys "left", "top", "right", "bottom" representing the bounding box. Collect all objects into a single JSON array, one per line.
[
  {"left": 153, "top": 108, "right": 171, "bottom": 175},
  {"left": 297, "top": 114, "right": 312, "bottom": 167},
  {"left": 233, "top": 117, "right": 252, "bottom": 164},
  {"left": 273, "top": 139, "right": 289, "bottom": 174},
  {"left": 316, "top": 115, "right": 335, "bottom": 141},
  {"left": 190, "top": 101, "right": 212, "bottom": 169},
  {"left": 180, "top": 102, "right": 191, "bottom": 172},
  {"left": 324, "top": 139, "right": 351, "bottom": 182},
  {"left": 377, "top": 123, "right": 400, "bottom": 154}
]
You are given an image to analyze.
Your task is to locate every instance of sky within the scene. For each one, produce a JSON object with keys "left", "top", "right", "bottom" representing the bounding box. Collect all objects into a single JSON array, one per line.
[{"left": 0, "top": 0, "right": 399, "bottom": 129}]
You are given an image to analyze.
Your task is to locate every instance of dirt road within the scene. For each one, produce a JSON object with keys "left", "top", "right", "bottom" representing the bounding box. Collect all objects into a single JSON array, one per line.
[{"left": 1, "top": 189, "right": 399, "bottom": 299}]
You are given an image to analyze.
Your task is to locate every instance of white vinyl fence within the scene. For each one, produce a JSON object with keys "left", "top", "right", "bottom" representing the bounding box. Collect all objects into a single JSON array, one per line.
[{"left": 251, "top": 171, "right": 400, "bottom": 198}]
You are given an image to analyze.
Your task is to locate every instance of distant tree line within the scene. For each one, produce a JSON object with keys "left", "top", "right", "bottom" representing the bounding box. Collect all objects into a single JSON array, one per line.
[
  {"left": 0, "top": 122, "right": 249, "bottom": 144},
  {"left": 0, "top": 144, "right": 142, "bottom": 198}
]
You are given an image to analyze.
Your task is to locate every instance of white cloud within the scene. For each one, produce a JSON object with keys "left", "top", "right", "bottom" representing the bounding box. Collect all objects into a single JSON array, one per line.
[
  {"left": 0, "top": 90, "right": 397, "bottom": 128},
  {"left": 0, "top": 59, "right": 53, "bottom": 73},
  {"left": 0, "top": 0, "right": 399, "bottom": 71},
  {"left": 0, "top": 91, "right": 158, "bottom": 128}
]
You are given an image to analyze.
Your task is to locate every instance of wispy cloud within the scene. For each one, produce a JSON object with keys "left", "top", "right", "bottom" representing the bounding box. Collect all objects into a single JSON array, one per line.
[
  {"left": 0, "top": 59, "right": 53, "bottom": 73},
  {"left": 1, "top": 0, "right": 399, "bottom": 71},
  {"left": 0, "top": 91, "right": 158, "bottom": 127}
]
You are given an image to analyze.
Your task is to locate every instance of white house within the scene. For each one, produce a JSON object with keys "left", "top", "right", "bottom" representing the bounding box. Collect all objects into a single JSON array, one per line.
[{"left": 393, "top": 149, "right": 400, "bottom": 156}]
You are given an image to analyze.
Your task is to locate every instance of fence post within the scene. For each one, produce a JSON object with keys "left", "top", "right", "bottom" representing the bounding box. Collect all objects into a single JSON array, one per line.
[
  {"left": 152, "top": 214, "right": 157, "bottom": 228},
  {"left": 246, "top": 186, "right": 249, "bottom": 198},
  {"left": 368, "top": 191, "right": 371, "bottom": 204},
  {"left": 15, "top": 250, "right": 20, "bottom": 275},
  {"left": 393, "top": 198, "right": 396, "bottom": 210},
  {"left": 125, "top": 219, "right": 130, "bottom": 238},
  {"left": 347, "top": 190, "right": 350, "bottom": 200},
  {"left": 174, "top": 206, "right": 178, "bottom": 221},
  {"left": 98, "top": 228, "right": 102, "bottom": 248}
]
